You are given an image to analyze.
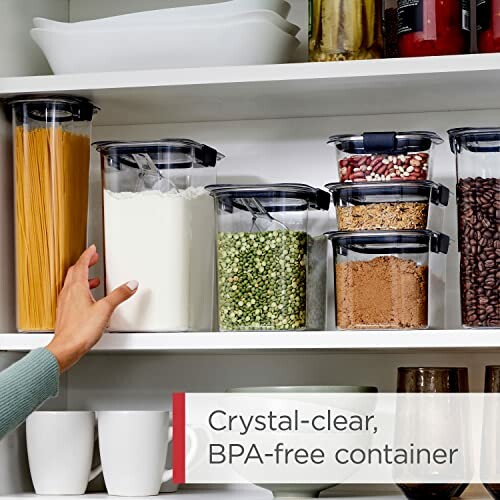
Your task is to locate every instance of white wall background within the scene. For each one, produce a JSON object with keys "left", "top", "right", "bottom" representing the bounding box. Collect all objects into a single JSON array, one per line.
[{"left": 0, "top": 0, "right": 68, "bottom": 77}]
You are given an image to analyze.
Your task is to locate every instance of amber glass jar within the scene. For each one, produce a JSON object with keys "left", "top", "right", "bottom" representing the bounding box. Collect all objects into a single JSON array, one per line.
[{"left": 398, "top": 0, "right": 467, "bottom": 57}]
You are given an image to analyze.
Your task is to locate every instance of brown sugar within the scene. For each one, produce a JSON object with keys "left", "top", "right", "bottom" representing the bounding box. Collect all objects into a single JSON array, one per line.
[
  {"left": 336, "top": 202, "right": 428, "bottom": 231},
  {"left": 335, "top": 256, "right": 428, "bottom": 329}
]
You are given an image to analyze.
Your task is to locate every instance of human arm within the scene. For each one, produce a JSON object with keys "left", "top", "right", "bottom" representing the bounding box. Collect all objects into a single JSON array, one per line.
[
  {"left": 0, "top": 245, "right": 138, "bottom": 439},
  {"left": 0, "top": 348, "right": 59, "bottom": 440}
]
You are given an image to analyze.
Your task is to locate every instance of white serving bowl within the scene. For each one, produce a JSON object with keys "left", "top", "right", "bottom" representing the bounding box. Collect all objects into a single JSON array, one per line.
[
  {"left": 34, "top": 10, "right": 300, "bottom": 38},
  {"left": 31, "top": 17, "right": 299, "bottom": 74},
  {"left": 33, "top": 0, "right": 292, "bottom": 30}
]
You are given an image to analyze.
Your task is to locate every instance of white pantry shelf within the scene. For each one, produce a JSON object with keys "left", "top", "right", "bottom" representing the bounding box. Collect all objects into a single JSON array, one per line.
[
  {"left": 1, "top": 330, "right": 499, "bottom": 353},
  {"left": 0, "top": 484, "right": 492, "bottom": 500},
  {"left": 2, "top": 54, "right": 500, "bottom": 125}
]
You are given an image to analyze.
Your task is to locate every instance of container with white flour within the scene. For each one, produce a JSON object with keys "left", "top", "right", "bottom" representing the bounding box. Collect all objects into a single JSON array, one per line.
[{"left": 95, "top": 139, "right": 224, "bottom": 332}]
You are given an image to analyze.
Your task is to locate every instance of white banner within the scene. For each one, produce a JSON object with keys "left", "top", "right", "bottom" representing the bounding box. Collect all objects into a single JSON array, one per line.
[{"left": 174, "top": 393, "right": 500, "bottom": 485}]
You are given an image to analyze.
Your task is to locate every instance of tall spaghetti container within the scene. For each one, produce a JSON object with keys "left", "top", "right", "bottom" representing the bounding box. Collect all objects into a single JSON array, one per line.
[{"left": 7, "top": 95, "right": 98, "bottom": 332}]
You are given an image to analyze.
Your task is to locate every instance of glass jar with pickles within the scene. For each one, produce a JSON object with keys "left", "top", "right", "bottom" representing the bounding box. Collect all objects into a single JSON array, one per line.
[{"left": 309, "top": 0, "right": 383, "bottom": 61}]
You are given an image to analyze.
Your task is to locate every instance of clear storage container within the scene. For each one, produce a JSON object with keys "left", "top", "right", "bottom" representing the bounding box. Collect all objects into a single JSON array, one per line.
[
  {"left": 328, "top": 131, "right": 443, "bottom": 183},
  {"left": 309, "top": 0, "right": 383, "bottom": 61},
  {"left": 208, "top": 184, "right": 330, "bottom": 331},
  {"left": 95, "top": 139, "right": 224, "bottom": 332},
  {"left": 7, "top": 94, "right": 98, "bottom": 332},
  {"left": 326, "top": 181, "right": 450, "bottom": 231},
  {"left": 448, "top": 128, "right": 500, "bottom": 329},
  {"left": 326, "top": 230, "right": 449, "bottom": 330}
]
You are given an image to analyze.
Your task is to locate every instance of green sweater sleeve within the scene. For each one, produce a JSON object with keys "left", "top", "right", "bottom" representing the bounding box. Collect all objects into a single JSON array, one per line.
[{"left": 0, "top": 348, "right": 60, "bottom": 440}]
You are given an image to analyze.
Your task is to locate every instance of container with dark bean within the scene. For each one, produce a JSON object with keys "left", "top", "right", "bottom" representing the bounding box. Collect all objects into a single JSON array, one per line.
[
  {"left": 328, "top": 131, "right": 443, "bottom": 184},
  {"left": 457, "top": 177, "right": 500, "bottom": 328},
  {"left": 449, "top": 127, "right": 500, "bottom": 329}
]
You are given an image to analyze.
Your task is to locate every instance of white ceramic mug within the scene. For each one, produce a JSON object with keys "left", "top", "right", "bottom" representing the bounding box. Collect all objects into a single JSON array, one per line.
[
  {"left": 26, "top": 411, "right": 102, "bottom": 495},
  {"left": 97, "top": 411, "right": 196, "bottom": 497}
]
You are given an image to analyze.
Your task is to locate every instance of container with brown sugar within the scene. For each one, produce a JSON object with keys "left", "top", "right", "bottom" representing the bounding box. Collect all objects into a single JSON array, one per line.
[
  {"left": 325, "top": 230, "right": 450, "bottom": 330},
  {"left": 325, "top": 180, "right": 450, "bottom": 231},
  {"left": 328, "top": 131, "right": 443, "bottom": 183}
]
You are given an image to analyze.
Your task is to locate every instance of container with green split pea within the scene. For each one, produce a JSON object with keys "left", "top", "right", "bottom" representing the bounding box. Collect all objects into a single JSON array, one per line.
[{"left": 207, "top": 184, "right": 331, "bottom": 331}]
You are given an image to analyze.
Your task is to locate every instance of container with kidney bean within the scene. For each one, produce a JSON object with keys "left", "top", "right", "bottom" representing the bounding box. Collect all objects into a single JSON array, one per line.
[
  {"left": 328, "top": 131, "right": 443, "bottom": 183},
  {"left": 449, "top": 128, "right": 500, "bottom": 329}
]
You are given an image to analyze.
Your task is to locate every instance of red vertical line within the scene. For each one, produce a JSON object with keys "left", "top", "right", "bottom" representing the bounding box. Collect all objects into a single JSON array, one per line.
[{"left": 173, "top": 392, "right": 186, "bottom": 484}]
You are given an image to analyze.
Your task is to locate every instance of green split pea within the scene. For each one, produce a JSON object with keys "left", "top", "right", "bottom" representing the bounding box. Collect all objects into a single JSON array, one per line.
[{"left": 217, "top": 230, "right": 307, "bottom": 331}]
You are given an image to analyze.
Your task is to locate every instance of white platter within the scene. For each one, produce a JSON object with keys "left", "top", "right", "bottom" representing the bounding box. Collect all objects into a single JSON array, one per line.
[
  {"left": 31, "top": 17, "right": 300, "bottom": 74},
  {"left": 33, "top": 0, "right": 292, "bottom": 30}
]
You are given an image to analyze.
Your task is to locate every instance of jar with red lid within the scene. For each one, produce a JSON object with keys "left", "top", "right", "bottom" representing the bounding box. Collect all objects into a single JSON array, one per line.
[
  {"left": 398, "top": 0, "right": 468, "bottom": 57},
  {"left": 478, "top": 0, "right": 500, "bottom": 53}
]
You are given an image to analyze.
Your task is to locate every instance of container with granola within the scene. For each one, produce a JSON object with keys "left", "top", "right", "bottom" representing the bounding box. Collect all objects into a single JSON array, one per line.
[{"left": 326, "top": 181, "right": 449, "bottom": 231}]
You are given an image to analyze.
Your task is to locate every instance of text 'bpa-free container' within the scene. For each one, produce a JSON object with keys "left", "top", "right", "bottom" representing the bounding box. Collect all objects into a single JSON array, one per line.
[
  {"left": 208, "top": 184, "right": 330, "bottom": 332},
  {"left": 96, "top": 139, "right": 224, "bottom": 333}
]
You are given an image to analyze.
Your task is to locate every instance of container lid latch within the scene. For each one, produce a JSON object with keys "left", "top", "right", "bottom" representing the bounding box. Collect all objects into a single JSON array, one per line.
[
  {"left": 430, "top": 184, "right": 450, "bottom": 206},
  {"left": 431, "top": 232, "right": 450, "bottom": 254},
  {"left": 200, "top": 144, "right": 219, "bottom": 167},
  {"left": 362, "top": 132, "right": 398, "bottom": 154},
  {"left": 316, "top": 189, "right": 332, "bottom": 210}
]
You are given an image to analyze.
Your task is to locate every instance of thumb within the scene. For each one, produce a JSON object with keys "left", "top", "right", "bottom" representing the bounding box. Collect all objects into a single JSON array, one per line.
[{"left": 101, "top": 280, "right": 139, "bottom": 311}]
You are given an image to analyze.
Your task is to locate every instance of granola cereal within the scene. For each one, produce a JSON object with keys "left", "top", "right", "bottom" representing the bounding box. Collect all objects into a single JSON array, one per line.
[{"left": 336, "top": 202, "right": 428, "bottom": 230}]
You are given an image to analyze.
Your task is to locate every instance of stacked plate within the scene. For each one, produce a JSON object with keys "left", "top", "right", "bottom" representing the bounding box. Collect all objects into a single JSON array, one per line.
[{"left": 31, "top": 0, "right": 300, "bottom": 74}]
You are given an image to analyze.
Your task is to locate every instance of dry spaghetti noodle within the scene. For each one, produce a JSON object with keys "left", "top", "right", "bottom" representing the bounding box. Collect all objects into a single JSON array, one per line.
[{"left": 15, "top": 125, "right": 90, "bottom": 331}]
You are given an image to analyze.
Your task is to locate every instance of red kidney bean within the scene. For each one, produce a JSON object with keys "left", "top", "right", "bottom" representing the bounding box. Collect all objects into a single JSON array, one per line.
[
  {"left": 338, "top": 152, "right": 430, "bottom": 182},
  {"left": 350, "top": 172, "right": 365, "bottom": 180}
]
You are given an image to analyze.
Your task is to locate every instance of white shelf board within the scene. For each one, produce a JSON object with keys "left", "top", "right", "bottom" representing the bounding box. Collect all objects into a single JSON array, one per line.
[
  {"left": 2, "top": 54, "right": 500, "bottom": 124},
  {"left": 1, "top": 330, "right": 499, "bottom": 353},
  {"left": 0, "top": 484, "right": 492, "bottom": 499}
]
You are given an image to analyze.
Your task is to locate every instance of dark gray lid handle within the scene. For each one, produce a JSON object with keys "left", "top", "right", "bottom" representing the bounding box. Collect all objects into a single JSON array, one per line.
[
  {"left": 431, "top": 232, "right": 450, "bottom": 254},
  {"left": 430, "top": 184, "right": 450, "bottom": 206},
  {"left": 362, "top": 132, "right": 397, "bottom": 153}
]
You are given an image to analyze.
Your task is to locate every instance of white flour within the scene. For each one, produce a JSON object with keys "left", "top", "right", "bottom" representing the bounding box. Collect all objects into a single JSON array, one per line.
[{"left": 103, "top": 187, "right": 215, "bottom": 332}]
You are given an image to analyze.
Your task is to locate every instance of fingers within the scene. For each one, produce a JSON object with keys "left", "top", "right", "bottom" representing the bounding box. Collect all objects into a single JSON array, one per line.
[
  {"left": 72, "top": 245, "right": 98, "bottom": 282},
  {"left": 100, "top": 281, "right": 138, "bottom": 311},
  {"left": 89, "top": 251, "right": 99, "bottom": 269},
  {"left": 88, "top": 277, "right": 101, "bottom": 290}
]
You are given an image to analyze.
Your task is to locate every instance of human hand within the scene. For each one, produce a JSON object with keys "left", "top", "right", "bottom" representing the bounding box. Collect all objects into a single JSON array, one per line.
[{"left": 46, "top": 245, "right": 138, "bottom": 373}]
